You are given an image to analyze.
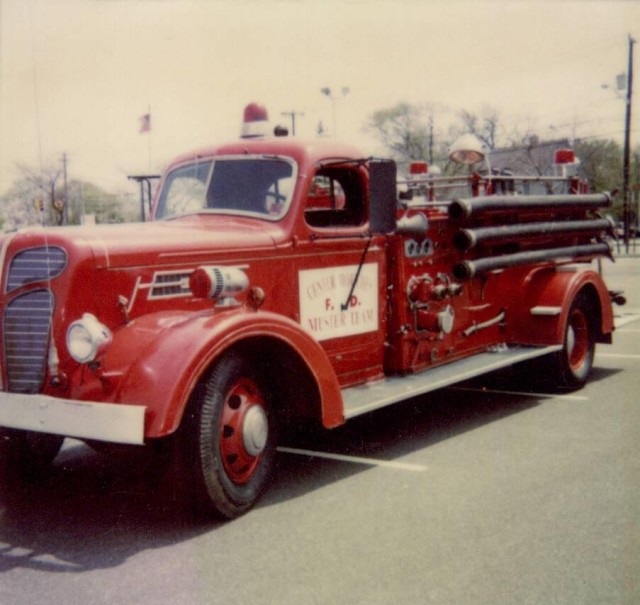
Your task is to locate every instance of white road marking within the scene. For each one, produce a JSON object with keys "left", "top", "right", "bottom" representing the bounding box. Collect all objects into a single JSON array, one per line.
[
  {"left": 614, "top": 314, "right": 640, "bottom": 328},
  {"left": 277, "top": 447, "right": 427, "bottom": 472},
  {"left": 278, "top": 316, "right": 638, "bottom": 474},
  {"left": 449, "top": 386, "right": 589, "bottom": 401}
]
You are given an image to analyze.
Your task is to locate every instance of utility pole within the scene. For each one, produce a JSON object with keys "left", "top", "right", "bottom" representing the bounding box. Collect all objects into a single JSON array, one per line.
[
  {"left": 62, "top": 152, "right": 69, "bottom": 225},
  {"left": 633, "top": 152, "right": 639, "bottom": 254},
  {"left": 622, "top": 34, "right": 635, "bottom": 253},
  {"left": 281, "top": 110, "right": 304, "bottom": 136},
  {"left": 428, "top": 115, "right": 434, "bottom": 164}
]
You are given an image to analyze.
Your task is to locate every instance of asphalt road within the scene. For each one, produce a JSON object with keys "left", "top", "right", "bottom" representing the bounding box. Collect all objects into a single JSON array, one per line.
[{"left": 1, "top": 257, "right": 639, "bottom": 605}]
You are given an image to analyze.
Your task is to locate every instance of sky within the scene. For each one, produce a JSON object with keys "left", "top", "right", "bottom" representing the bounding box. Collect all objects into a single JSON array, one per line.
[{"left": 0, "top": 0, "right": 638, "bottom": 197}]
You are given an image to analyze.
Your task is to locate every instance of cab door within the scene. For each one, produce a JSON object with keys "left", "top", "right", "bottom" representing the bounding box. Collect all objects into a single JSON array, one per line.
[{"left": 295, "top": 164, "right": 387, "bottom": 387}]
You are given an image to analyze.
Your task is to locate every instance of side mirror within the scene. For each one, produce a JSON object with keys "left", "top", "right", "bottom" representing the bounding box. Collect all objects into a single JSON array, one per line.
[{"left": 368, "top": 159, "right": 397, "bottom": 234}]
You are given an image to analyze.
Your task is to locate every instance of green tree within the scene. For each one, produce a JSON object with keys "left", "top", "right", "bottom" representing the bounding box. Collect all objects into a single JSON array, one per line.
[
  {"left": 574, "top": 139, "right": 624, "bottom": 219},
  {"left": 12, "top": 161, "right": 66, "bottom": 226},
  {"left": 575, "top": 139, "right": 622, "bottom": 192},
  {"left": 0, "top": 177, "right": 49, "bottom": 228},
  {"left": 0, "top": 167, "right": 138, "bottom": 230},
  {"left": 65, "top": 180, "right": 139, "bottom": 225}
]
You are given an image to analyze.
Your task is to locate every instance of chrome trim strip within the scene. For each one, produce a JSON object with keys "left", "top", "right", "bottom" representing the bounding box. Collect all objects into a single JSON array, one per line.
[
  {"left": 342, "top": 345, "right": 562, "bottom": 420},
  {"left": 0, "top": 232, "right": 18, "bottom": 391},
  {"left": 530, "top": 306, "right": 562, "bottom": 316},
  {"left": 0, "top": 231, "right": 17, "bottom": 293}
]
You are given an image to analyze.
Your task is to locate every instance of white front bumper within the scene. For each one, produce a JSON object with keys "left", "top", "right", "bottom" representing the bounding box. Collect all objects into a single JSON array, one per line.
[{"left": 0, "top": 393, "right": 146, "bottom": 445}]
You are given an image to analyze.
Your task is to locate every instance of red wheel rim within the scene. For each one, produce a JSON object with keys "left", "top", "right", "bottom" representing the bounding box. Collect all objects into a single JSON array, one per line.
[
  {"left": 219, "top": 377, "right": 267, "bottom": 485},
  {"left": 567, "top": 308, "right": 589, "bottom": 372}
]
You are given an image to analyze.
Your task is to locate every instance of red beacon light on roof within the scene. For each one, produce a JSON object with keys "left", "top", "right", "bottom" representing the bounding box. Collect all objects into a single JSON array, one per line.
[
  {"left": 554, "top": 149, "right": 576, "bottom": 165},
  {"left": 241, "top": 103, "right": 270, "bottom": 138},
  {"left": 554, "top": 149, "right": 580, "bottom": 180},
  {"left": 240, "top": 103, "right": 288, "bottom": 138},
  {"left": 409, "top": 161, "right": 428, "bottom": 175},
  {"left": 401, "top": 161, "right": 434, "bottom": 202}
]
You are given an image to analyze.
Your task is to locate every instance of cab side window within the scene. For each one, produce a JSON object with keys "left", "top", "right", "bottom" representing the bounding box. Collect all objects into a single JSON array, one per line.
[{"left": 305, "top": 168, "right": 366, "bottom": 228}]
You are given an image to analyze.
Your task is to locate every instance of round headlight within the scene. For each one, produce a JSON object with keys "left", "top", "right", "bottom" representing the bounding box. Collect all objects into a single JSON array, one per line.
[{"left": 66, "top": 313, "right": 112, "bottom": 363}]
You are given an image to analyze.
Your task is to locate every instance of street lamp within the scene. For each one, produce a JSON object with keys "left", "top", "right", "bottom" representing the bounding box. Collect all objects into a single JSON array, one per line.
[{"left": 320, "top": 86, "right": 350, "bottom": 137}]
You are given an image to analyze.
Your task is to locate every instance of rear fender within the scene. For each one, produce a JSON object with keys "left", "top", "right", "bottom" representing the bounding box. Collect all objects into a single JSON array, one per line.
[
  {"left": 509, "top": 265, "right": 614, "bottom": 345},
  {"left": 99, "top": 309, "right": 344, "bottom": 438}
]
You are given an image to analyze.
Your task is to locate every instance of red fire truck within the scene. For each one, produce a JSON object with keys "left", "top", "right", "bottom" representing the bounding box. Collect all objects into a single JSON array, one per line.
[{"left": 0, "top": 104, "right": 622, "bottom": 518}]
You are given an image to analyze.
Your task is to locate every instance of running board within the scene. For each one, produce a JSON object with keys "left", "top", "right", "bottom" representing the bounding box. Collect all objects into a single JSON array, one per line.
[{"left": 342, "top": 345, "right": 561, "bottom": 420}]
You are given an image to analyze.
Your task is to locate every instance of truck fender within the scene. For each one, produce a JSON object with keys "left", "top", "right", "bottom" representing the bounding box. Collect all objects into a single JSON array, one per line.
[
  {"left": 100, "top": 309, "right": 344, "bottom": 438},
  {"left": 510, "top": 265, "right": 614, "bottom": 346}
]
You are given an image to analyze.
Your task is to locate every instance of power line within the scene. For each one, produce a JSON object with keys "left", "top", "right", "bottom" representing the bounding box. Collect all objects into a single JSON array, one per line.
[
  {"left": 459, "top": 33, "right": 630, "bottom": 93},
  {"left": 577, "top": 127, "right": 640, "bottom": 142},
  {"left": 27, "top": 2, "right": 43, "bottom": 172}
]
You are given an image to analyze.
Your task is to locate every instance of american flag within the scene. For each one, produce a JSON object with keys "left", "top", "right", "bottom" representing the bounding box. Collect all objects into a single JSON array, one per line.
[{"left": 139, "top": 113, "right": 151, "bottom": 133}]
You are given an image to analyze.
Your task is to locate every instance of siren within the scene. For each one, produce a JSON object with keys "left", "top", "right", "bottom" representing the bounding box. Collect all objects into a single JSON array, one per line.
[
  {"left": 190, "top": 266, "right": 249, "bottom": 304},
  {"left": 241, "top": 103, "right": 269, "bottom": 138}
]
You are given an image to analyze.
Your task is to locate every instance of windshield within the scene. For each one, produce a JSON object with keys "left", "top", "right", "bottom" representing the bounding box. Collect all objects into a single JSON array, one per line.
[{"left": 155, "top": 156, "right": 296, "bottom": 220}]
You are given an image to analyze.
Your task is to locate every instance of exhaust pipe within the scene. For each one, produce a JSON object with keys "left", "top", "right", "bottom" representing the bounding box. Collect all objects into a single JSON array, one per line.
[
  {"left": 449, "top": 193, "right": 612, "bottom": 221},
  {"left": 453, "top": 217, "right": 615, "bottom": 251},
  {"left": 452, "top": 242, "right": 612, "bottom": 281}
]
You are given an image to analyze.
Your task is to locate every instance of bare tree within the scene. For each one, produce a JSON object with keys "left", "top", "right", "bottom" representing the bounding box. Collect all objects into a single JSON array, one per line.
[
  {"left": 16, "top": 162, "right": 65, "bottom": 225},
  {"left": 454, "top": 105, "right": 501, "bottom": 149},
  {"left": 366, "top": 103, "right": 432, "bottom": 162}
]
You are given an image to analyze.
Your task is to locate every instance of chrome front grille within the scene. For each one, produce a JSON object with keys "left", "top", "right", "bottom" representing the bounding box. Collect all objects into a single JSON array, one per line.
[
  {"left": 5, "top": 246, "right": 67, "bottom": 293},
  {"left": 3, "top": 289, "right": 53, "bottom": 393}
]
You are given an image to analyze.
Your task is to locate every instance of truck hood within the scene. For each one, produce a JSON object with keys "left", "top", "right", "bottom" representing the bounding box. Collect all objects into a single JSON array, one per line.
[{"left": 26, "top": 215, "right": 282, "bottom": 270}]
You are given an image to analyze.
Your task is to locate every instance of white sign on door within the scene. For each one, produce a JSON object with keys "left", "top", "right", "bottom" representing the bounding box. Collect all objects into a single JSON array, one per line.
[{"left": 298, "top": 263, "right": 379, "bottom": 341}]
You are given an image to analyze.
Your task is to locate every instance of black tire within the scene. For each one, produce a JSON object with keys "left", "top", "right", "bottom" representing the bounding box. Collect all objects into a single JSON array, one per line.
[
  {"left": 551, "top": 292, "right": 596, "bottom": 389},
  {"left": 0, "top": 429, "right": 64, "bottom": 481},
  {"left": 181, "top": 351, "right": 277, "bottom": 519}
]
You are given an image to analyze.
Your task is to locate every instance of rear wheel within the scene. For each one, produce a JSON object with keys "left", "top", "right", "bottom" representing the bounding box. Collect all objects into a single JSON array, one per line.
[
  {"left": 552, "top": 293, "right": 596, "bottom": 389},
  {"left": 182, "top": 351, "right": 277, "bottom": 519}
]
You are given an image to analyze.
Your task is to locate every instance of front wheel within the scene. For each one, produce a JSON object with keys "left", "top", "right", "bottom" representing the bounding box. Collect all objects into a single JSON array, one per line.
[
  {"left": 551, "top": 293, "right": 596, "bottom": 389},
  {"left": 182, "top": 352, "right": 277, "bottom": 519}
]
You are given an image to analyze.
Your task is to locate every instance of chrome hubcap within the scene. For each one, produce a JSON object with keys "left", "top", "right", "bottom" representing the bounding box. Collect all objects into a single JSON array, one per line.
[
  {"left": 242, "top": 405, "right": 268, "bottom": 456},
  {"left": 567, "top": 325, "right": 576, "bottom": 358}
]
